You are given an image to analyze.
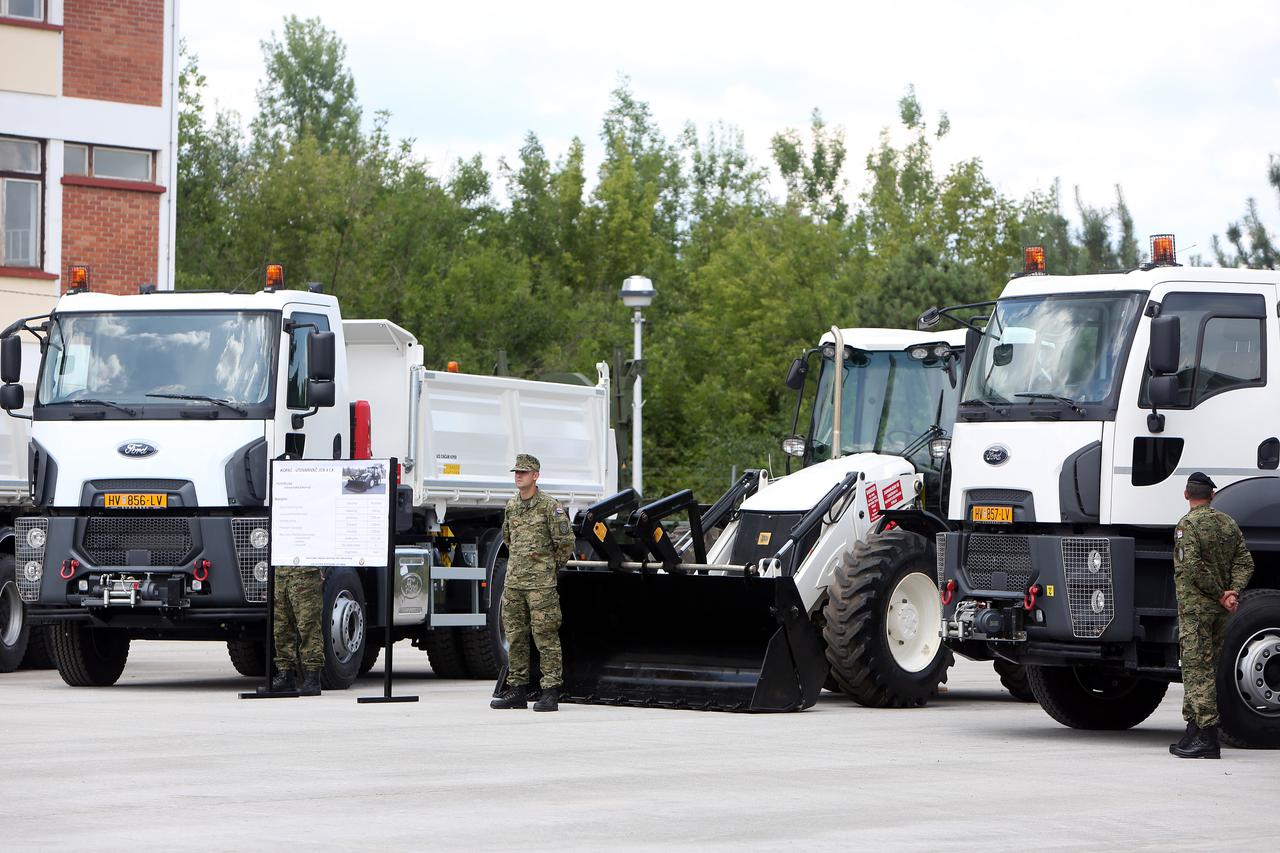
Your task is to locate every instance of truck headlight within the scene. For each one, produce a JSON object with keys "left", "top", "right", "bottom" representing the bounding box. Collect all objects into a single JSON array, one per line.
[
  {"left": 253, "top": 561, "right": 269, "bottom": 583},
  {"left": 250, "top": 528, "right": 269, "bottom": 550},
  {"left": 26, "top": 527, "right": 46, "bottom": 550},
  {"left": 23, "top": 561, "right": 42, "bottom": 582}
]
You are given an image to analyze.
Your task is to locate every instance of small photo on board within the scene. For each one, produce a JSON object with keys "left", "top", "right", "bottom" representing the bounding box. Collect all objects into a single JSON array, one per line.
[{"left": 341, "top": 463, "right": 388, "bottom": 495}]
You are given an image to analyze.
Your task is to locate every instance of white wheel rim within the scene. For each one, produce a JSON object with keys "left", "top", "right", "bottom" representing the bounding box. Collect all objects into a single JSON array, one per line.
[
  {"left": 329, "top": 591, "right": 365, "bottom": 665},
  {"left": 1234, "top": 628, "right": 1280, "bottom": 717},
  {"left": 885, "top": 571, "right": 942, "bottom": 673}
]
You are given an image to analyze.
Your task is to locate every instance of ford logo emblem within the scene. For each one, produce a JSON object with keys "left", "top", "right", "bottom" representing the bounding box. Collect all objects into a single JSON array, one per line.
[
  {"left": 118, "top": 442, "right": 157, "bottom": 458},
  {"left": 983, "top": 445, "right": 1010, "bottom": 466}
]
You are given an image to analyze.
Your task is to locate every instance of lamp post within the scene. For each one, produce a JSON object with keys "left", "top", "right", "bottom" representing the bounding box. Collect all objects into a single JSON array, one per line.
[{"left": 619, "top": 275, "right": 655, "bottom": 496}]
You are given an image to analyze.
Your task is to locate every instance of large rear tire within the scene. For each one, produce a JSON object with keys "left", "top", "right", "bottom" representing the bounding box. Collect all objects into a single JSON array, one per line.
[
  {"left": 359, "top": 638, "right": 381, "bottom": 677},
  {"left": 1219, "top": 589, "right": 1280, "bottom": 748},
  {"left": 321, "top": 568, "right": 368, "bottom": 690},
  {"left": 49, "top": 623, "right": 130, "bottom": 687},
  {"left": 0, "top": 554, "right": 31, "bottom": 672},
  {"left": 994, "top": 658, "right": 1036, "bottom": 702},
  {"left": 227, "top": 639, "right": 268, "bottom": 677},
  {"left": 421, "top": 628, "right": 469, "bottom": 678},
  {"left": 1027, "top": 664, "right": 1168, "bottom": 730},
  {"left": 458, "top": 532, "right": 508, "bottom": 679},
  {"left": 823, "top": 529, "right": 953, "bottom": 707}
]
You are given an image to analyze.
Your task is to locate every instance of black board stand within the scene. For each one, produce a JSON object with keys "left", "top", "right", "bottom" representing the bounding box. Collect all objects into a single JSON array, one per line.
[{"left": 359, "top": 457, "right": 418, "bottom": 704}]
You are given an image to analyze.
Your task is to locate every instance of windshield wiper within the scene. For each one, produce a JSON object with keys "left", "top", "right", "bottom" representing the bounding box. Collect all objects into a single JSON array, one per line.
[
  {"left": 51, "top": 398, "right": 138, "bottom": 416},
  {"left": 960, "top": 396, "right": 1010, "bottom": 411},
  {"left": 146, "top": 393, "right": 248, "bottom": 415},
  {"left": 1014, "top": 393, "right": 1085, "bottom": 415}
]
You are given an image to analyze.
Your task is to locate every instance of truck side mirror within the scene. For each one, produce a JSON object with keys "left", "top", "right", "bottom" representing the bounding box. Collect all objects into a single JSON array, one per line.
[
  {"left": 0, "top": 383, "right": 23, "bottom": 411},
  {"left": 1148, "top": 374, "right": 1179, "bottom": 408},
  {"left": 784, "top": 357, "right": 808, "bottom": 390},
  {"left": 0, "top": 334, "right": 20, "bottom": 384},
  {"left": 1149, "top": 315, "right": 1180, "bottom": 375},
  {"left": 307, "top": 379, "right": 335, "bottom": 409},
  {"left": 308, "top": 331, "right": 336, "bottom": 382}
]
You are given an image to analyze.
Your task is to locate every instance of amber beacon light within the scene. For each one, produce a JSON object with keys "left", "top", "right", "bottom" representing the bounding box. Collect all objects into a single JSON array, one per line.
[
  {"left": 264, "top": 263, "right": 285, "bottom": 291},
  {"left": 1150, "top": 234, "right": 1176, "bottom": 266},
  {"left": 1023, "top": 245, "right": 1046, "bottom": 275}
]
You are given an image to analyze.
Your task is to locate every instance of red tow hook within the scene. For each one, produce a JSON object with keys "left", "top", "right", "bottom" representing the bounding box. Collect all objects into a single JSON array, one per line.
[
  {"left": 1024, "top": 584, "right": 1040, "bottom": 611},
  {"left": 941, "top": 579, "right": 956, "bottom": 606},
  {"left": 60, "top": 559, "right": 80, "bottom": 580},
  {"left": 192, "top": 559, "right": 210, "bottom": 582}
]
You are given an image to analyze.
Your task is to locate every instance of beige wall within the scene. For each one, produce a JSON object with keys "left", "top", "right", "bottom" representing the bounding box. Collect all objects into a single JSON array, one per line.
[
  {"left": 0, "top": 277, "right": 59, "bottom": 329},
  {"left": 0, "top": 25, "right": 61, "bottom": 97}
]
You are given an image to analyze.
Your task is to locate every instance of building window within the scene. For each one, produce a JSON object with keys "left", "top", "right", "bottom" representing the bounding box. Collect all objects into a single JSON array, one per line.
[
  {"left": 65, "top": 144, "right": 153, "bottom": 182},
  {"left": 0, "top": 136, "right": 42, "bottom": 268},
  {"left": 1, "top": 0, "right": 45, "bottom": 21}
]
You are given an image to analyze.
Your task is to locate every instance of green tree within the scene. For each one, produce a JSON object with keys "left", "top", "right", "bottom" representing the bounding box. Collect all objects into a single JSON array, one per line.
[
  {"left": 1214, "top": 155, "right": 1279, "bottom": 269},
  {"left": 254, "top": 16, "right": 362, "bottom": 153},
  {"left": 771, "top": 109, "right": 849, "bottom": 223}
]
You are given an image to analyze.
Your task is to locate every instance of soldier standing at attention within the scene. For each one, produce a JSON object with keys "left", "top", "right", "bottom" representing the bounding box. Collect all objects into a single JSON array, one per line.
[
  {"left": 266, "top": 566, "right": 325, "bottom": 696},
  {"left": 490, "top": 453, "right": 575, "bottom": 712},
  {"left": 1169, "top": 471, "right": 1253, "bottom": 758}
]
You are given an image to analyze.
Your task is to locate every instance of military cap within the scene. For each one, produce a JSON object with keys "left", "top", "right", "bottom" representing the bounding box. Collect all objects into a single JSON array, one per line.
[
  {"left": 1187, "top": 471, "right": 1216, "bottom": 489},
  {"left": 511, "top": 453, "right": 541, "bottom": 472}
]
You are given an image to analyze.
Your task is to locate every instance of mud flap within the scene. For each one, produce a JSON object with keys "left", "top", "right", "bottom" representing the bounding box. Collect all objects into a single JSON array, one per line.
[{"left": 555, "top": 568, "right": 827, "bottom": 712}]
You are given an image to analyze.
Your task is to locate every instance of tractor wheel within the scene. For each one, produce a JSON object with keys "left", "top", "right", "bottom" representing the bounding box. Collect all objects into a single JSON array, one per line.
[
  {"left": 50, "top": 623, "right": 130, "bottom": 687},
  {"left": 994, "top": 658, "right": 1036, "bottom": 702},
  {"left": 0, "top": 554, "right": 31, "bottom": 673},
  {"left": 1219, "top": 589, "right": 1280, "bottom": 748},
  {"left": 823, "top": 529, "right": 952, "bottom": 707},
  {"left": 1027, "top": 664, "right": 1168, "bottom": 730}
]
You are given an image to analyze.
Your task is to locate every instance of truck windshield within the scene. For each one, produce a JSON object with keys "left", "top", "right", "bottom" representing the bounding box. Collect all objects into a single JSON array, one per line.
[
  {"left": 810, "top": 349, "right": 959, "bottom": 469},
  {"left": 37, "top": 311, "right": 277, "bottom": 415},
  {"left": 962, "top": 292, "right": 1144, "bottom": 413}
]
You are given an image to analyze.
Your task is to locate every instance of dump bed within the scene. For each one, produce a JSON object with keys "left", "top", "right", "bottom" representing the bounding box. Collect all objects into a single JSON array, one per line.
[
  {"left": 0, "top": 339, "right": 37, "bottom": 506},
  {"left": 342, "top": 320, "right": 615, "bottom": 517}
]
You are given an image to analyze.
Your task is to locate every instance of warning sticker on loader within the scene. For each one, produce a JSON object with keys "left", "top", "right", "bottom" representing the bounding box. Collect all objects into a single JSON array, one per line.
[
  {"left": 883, "top": 480, "right": 904, "bottom": 508},
  {"left": 865, "top": 483, "right": 881, "bottom": 522}
]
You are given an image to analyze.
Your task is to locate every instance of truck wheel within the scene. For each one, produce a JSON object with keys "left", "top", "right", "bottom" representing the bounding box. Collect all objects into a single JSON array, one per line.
[
  {"left": 458, "top": 535, "right": 508, "bottom": 679},
  {"left": 421, "top": 629, "right": 469, "bottom": 678},
  {"left": 1219, "top": 589, "right": 1280, "bottom": 748},
  {"left": 22, "top": 625, "right": 55, "bottom": 669},
  {"left": 49, "top": 623, "right": 130, "bottom": 687},
  {"left": 321, "top": 568, "right": 367, "bottom": 690},
  {"left": 823, "top": 529, "right": 953, "bottom": 707},
  {"left": 1026, "top": 664, "right": 1168, "bottom": 729},
  {"left": 226, "top": 639, "right": 268, "bottom": 678},
  {"left": 0, "top": 554, "right": 32, "bottom": 672},
  {"left": 359, "top": 639, "right": 381, "bottom": 676},
  {"left": 994, "top": 659, "right": 1035, "bottom": 702}
]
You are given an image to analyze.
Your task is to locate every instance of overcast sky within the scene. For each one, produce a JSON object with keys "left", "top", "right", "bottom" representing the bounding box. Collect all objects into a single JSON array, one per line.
[{"left": 181, "top": 0, "right": 1280, "bottom": 261}]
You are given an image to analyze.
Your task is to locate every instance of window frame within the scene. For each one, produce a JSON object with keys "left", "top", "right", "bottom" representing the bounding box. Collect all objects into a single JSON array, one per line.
[
  {"left": 63, "top": 142, "right": 155, "bottom": 183},
  {"left": 0, "top": 0, "right": 46, "bottom": 22},
  {"left": 1140, "top": 292, "right": 1267, "bottom": 409},
  {"left": 0, "top": 134, "right": 44, "bottom": 269}
]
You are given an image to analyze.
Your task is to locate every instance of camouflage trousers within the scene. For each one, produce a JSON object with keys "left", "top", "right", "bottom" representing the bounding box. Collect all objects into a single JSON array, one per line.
[
  {"left": 273, "top": 567, "right": 325, "bottom": 672},
  {"left": 1179, "top": 609, "right": 1228, "bottom": 728},
  {"left": 501, "top": 586, "right": 562, "bottom": 688}
]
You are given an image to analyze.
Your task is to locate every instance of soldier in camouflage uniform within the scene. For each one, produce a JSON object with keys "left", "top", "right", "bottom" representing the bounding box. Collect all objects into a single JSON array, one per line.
[
  {"left": 490, "top": 453, "right": 575, "bottom": 712},
  {"left": 1169, "top": 471, "right": 1253, "bottom": 758},
  {"left": 267, "top": 567, "right": 325, "bottom": 696}
]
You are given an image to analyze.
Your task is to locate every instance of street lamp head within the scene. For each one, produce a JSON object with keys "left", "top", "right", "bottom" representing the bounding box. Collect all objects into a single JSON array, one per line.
[{"left": 619, "top": 275, "right": 655, "bottom": 309}]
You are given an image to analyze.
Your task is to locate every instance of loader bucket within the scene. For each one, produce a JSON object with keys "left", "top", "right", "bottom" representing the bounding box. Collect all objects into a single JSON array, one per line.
[{"left": 557, "top": 569, "right": 828, "bottom": 712}]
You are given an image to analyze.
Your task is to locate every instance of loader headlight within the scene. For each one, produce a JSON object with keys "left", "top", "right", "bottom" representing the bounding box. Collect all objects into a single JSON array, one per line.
[
  {"left": 249, "top": 528, "right": 269, "bottom": 550},
  {"left": 929, "top": 437, "right": 951, "bottom": 460},
  {"left": 253, "top": 561, "right": 269, "bottom": 583},
  {"left": 908, "top": 346, "right": 930, "bottom": 361},
  {"left": 781, "top": 436, "right": 806, "bottom": 458},
  {"left": 26, "top": 527, "right": 46, "bottom": 550},
  {"left": 23, "top": 560, "right": 42, "bottom": 582}
]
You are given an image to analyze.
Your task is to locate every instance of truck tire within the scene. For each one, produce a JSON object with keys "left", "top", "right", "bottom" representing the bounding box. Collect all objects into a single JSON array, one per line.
[
  {"left": 21, "top": 625, "right": 55, "bottom": 669},
  {"left": 458, "top": 534, "right": 508, "bottom": 679},
  {"left": 1026, "top": 664, "right": 1168, "bottom": 730},
  {"left": 359, "top": 639, "right": 381, "bottom": 677},
  {"left": 49, "top": 623, "right": 130, "bottom": 687},
  {"left": 419, "top": 629, "right": 468, "bottom": 678},
  {"left": 321, "top": 568, "right": 368, "bottom": 690},
  {"left": 1218, "top": 589, "right": 1280, "bottom": 748},
  {"left": 823, "top": 529, "right": 953, "bottom": 707},
  {"left": 0, "top": 554, "right": 32, "bottom": 672},
  {"left": 994, "top": 659, "right": 1035, "bottom": 702},
  {"left": 227, "top": 639, "right": 268, "bottom": 677}
]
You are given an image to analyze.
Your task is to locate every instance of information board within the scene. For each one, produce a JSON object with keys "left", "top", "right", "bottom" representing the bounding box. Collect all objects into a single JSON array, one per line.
[{"left": 270, "top": 459, "right": 392, "bottom": 568}]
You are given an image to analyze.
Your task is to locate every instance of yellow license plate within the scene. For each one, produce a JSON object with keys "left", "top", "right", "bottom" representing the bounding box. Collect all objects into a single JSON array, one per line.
[
  {"left": 971, "top": 505, "right": 1013, "bottom": 523},
  {"left": 104, "top": 493, "right": 167, "bottom": 508}
]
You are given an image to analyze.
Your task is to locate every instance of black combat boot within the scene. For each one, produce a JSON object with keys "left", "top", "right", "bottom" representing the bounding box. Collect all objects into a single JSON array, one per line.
[
  {"left": 1170, "top": 724, "right": 1220, "bottom": 759},
  {"left": 490, "top": 683, "right": 529, "bottom": 709},
  {"left": 300, "top": 669, "right": 322, "bottom": 697},
  {"left": 1170, "top": 721, "right": 1199, "bottom": 751},
  {"left": 260, "top": 668, "right": 298, "bottom": 694},
  {"left": 533, "top": 686, "right": 559, "bottom": 712}
]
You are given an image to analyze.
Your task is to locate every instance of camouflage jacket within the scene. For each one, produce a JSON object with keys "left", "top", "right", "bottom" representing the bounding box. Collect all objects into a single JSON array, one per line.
[
  {"left": 1173, "top": 505, "right": 1254, "bottom": 615},
  {"left": 502, "top": 488, "right": 575, "bottom": 589}
]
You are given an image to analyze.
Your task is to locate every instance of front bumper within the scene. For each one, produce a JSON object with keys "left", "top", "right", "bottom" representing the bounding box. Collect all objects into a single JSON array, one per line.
[{"left": 937, "top": 531, "right": 1135, "bottom": 644}]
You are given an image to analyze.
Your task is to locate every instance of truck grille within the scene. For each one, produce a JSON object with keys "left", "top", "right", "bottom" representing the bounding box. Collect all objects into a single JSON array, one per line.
[
  {"left": 1062, "top": 538, "right": 1114, "bottom": 638},
  {"left": 963, "top": 534, "right": 1032, "bottom": 592},
  {"left": 232, "top": 518, "right": 270, "bottom": 602},
  {"left": 14, "top": 517, "right": 47, "bottom": 602},
  {"left": 966, "top": 489, "right": 1033, "bottom": 503},
  {"left": 81, "top": 517, "right": 194, "bottom": 567},
  {"left": 935, "top": 533, "right": 947, "bottom": 586}
]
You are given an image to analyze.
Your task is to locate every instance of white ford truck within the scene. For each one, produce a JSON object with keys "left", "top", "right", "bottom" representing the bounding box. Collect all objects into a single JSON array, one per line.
[{"left": 0, "top": 271, "right": 615, "bottom": 687}]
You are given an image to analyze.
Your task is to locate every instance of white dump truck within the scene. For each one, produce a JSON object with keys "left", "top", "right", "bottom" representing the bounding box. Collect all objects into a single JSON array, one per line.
[{"left": 0, "top": 269, "right": 615, "bottom": 687}]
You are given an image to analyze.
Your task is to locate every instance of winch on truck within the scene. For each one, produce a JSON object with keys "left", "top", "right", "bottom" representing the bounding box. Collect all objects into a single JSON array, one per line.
[
  {"left": 0, "top": 265, "right": 616, "bottom": 688},
  {"left": 931, "top": 236, "right": 1280, "bottom": 747},
  {"left": 550, "top": 326, "right": 969, "bottom": 711}
]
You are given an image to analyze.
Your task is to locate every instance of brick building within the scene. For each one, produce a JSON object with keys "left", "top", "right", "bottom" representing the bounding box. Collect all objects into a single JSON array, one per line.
[{"left": 0, "top": 0, "right": 177, "bottom": 326}]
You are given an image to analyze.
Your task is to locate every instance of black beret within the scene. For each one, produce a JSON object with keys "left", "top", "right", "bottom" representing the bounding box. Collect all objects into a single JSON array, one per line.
[{"left": 1187, "top": 471, "right": 1216, "bottom": 489}]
